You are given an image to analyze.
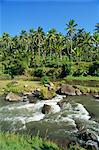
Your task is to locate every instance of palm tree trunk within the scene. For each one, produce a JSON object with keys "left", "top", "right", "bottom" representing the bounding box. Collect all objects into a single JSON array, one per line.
[
  {"left": 50, "top": 49, "right": 52, "bottom": 61},
  {"left": 70, "top": 37, "right": 72, "bottom": 62},
  {"left": 60, "top": 50, "right": 62, "bottom": 60},
  {"left": 43, "top": 50, "right": 46, "bottom": 63},
  {"left": 38, "top": 46, "right": 41, "bottom": 64}
]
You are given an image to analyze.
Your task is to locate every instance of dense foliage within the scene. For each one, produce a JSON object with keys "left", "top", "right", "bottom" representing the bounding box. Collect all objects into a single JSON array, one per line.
[{"left": 0, "top": 20, "right": 99, "bottom": 78}]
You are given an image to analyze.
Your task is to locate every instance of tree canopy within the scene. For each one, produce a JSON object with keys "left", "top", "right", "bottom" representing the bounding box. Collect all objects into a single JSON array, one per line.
[{"left": 0, "top": 20, "right": 99, "bottom": 78}]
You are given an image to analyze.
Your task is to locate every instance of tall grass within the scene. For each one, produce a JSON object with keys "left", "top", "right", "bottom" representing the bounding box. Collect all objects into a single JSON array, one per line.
[{"left": 0, "top": 133, "right": 85, "bottom": 150}]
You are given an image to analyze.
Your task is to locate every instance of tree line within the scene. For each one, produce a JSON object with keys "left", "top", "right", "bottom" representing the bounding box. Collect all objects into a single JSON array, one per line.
[{"left": 0, "top": 20, "right": 99, "bottom": 78}]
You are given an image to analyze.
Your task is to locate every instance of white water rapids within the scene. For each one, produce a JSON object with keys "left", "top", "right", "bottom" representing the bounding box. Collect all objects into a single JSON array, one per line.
[{"left": 0, "top": 94, "right": 99, "bottom": 141}]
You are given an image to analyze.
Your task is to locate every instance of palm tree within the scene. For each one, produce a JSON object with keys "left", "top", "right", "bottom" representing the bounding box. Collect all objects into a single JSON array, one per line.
[
  {"left": 81, "top": 32, "right": 93, "bottom": 61},
  {"left": 29, "top": 28, "right": 35, "bottom": 66},
  {"left": 19, "top": 30, "right": 31, "bottom": 68},
  {"left": 73, "top": 28, "right": 85, "bottom": 61},
  {"left": 1, "top": 32, "right": 13, "bottom": 58},
  {"left": 55, "top": 33, "right": 64, "bottom": 60},
  {"left": 92, "top": 32, "right": 99, "bottom": 61},
  {"left": 33, "top": 27, "right": 45, "bottom": 65},
  {"left": 95, "top": 23, "right": 99, "bottom": 33},
  {"left": 46, "top": 28, "right": 57, "bottom": 60},
  {"left": 66, "top": 19, "right": 77, "bottom": 61},
  {"left": 93, "top": 32, "right": 99, "bottom": 49}
]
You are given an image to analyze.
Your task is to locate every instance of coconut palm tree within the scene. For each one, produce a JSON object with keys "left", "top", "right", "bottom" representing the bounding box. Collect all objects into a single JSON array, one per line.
[
  {"left": 33, "top": 27, "right": 45, "bottom": 65},
  {"left": 29, "top": 28, "right": 35, "bottom": 67},
  {"left": 95, "top": 23, "right": 99, "bottom": 33},
  {"left": 66, "top": 19, "right": 77, "bottom": 61},
  {"left": 55, "top": 33, "right": 64, "bottom": 60},
  {"left": 46, "top": 28, "right": 57, "bottom": 60}
]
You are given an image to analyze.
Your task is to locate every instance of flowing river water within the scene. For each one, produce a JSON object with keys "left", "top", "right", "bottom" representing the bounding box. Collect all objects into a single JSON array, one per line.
[{"left": 0, "top": 94, "right": 99, "bottom": 147}]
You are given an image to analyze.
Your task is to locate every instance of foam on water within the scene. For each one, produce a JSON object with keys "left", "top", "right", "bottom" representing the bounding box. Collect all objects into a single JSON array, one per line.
[
  {"left": 67, "top": 103, "right": 91, "bottom": 120},
  {"left": 0, "top": 95, "right": 64, "bottom": 130},
  {"left": 0, "top": 94, "right": 99, "bottom": 139},
  {"left": 26, "top": 112, "right": 45, "bottom": 122}
]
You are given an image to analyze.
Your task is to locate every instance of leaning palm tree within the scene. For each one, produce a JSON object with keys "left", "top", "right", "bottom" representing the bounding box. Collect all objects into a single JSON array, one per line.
[{"left": 66, "top": 19, "right": 77, "bottom": 61}]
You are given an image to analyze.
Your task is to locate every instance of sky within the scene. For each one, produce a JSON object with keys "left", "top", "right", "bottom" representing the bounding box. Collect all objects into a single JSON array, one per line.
[{"left": 0, "top": 0, "right": 99, "bottom": 36}]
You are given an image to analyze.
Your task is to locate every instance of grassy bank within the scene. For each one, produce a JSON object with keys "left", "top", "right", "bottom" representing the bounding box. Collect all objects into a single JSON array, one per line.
[
  {"left": 65, "top": 76, "right": 99, "bottom": 81},
  {"left": 0, "top": 133, "right": 85, "bottom": 150},
  {"left": 0, "top": 80, "right": 42, "bottom": 95},
  {"left": 0, "top": 76, "right": 99, "bottom": 95}
]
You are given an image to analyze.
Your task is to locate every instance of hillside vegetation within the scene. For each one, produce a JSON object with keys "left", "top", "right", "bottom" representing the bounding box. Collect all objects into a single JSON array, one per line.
[{"left": 0, "top": 20, "right": 99, "bottom": 79}]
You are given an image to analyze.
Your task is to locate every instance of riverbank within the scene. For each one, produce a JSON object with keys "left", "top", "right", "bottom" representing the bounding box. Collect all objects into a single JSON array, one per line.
[{"left": 0, "top": 76, "right": 99, "bottom": 96}]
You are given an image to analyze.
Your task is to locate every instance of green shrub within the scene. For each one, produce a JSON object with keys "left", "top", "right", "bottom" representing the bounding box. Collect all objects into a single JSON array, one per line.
[
  {"left": 41, "top": 76, "right": 50, "bottom": 85},
  {"left": 40, "top": 87, "right": 56, "bottom": 100},
  {"left": 3, "top": 61, "right": 25, "bottom": 79},
  {"left": 34, "top": 68, "right": 45, "bottom": 77},
  {"left": 60, "top": 64, "right": 71, "bottom": 78},
  {"left": 88, "top": 62, "right": 99, "bottom": 76},
  {"left": 73, "top": 68, "right": 84, "bottom": 76},
  {"left": 4, "top": 82, "right": 19, "bottom": 93},
  {"left": 70, "top": 62, "right": 90, "bottom": 76},
  {"left": 24, "top": 68, "right": 35, "bottom": 77},
  {"left": 47, "top": 68, "right": 61, "bottom": 79},
  {"left": 42, "top": 140, "right": 60, "bottom": 150}
]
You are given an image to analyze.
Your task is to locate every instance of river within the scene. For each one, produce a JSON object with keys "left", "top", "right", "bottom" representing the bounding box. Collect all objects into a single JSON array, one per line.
[{"left": 0, "top": 94, "right": 99, "bottom": 147}]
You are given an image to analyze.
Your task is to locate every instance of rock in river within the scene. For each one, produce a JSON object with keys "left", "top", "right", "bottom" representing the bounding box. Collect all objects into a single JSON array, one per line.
[
  {"left": 42, "top": 104, "right": 51, "bottom": 114},
  {"left": 58, "top": 84, "right": 76, "bottom": 96},
  {"left": 93, "top": 94, "right": 99, "bottom": 99},
  {"left": 57, "top": 99, "right": 69, "bottom": 109},
  {"left": 75, "top": 89, "right": 82, "bottom": 96},
  {"left": 6, "top": 92, "right": 22, "bottom": 102}
]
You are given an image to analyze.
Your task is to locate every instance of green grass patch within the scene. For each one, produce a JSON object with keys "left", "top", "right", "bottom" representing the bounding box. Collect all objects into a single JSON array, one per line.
[
  {"left": 65, "top": 76, "right": 99, "bottom": 81},
  {"left": 0, "top": 133, "right": 85, "bottom": 150},
  {"left": 75, "top": 85, "right": 99, "bottom": 94},
  {"left": 0, "top": 80, "right": 42, "bottom": 95}
]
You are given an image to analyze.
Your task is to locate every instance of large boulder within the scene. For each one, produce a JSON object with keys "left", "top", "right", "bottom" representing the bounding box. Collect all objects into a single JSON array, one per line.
[
  {"left": 58, "top": 84, "right": 76, "bottom": 96},
  {"left": 42, "top": 104, "right": 51, "bottom": 114},
  {"left": 6, "top": 92, "right": 22, "bottom": 102}
]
